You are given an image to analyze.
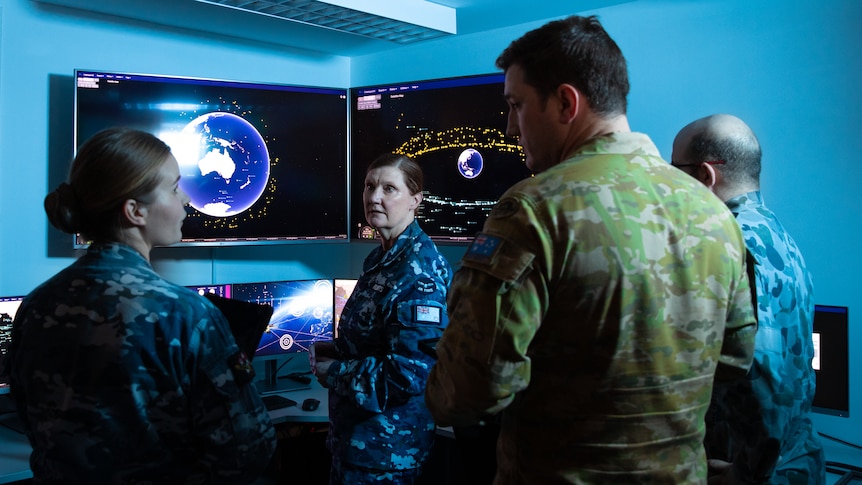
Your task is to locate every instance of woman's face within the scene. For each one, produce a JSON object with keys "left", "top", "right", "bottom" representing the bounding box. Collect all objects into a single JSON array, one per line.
[
  {"left": 363, "top": 165, "right": 421, "bottom": 241},
  {"left": 140, "top": 154, "right": 190, "bottom": 247}
]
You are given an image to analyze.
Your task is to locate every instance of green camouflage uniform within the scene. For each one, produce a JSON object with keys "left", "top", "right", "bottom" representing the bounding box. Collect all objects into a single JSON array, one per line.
[{"left": 426, "top": 132, "right": 757, "bottom": 484}]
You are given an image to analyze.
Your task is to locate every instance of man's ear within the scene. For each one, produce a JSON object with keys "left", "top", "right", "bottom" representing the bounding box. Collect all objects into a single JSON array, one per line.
[
  {"left": 557, "top": 83, "right": 580, "bottom": 123},
  {"left": 122, "top": 199, "right": 148, "bottom": 228},
  {"left": 699, "top": 163, "right": 719, "bottom": 189}
]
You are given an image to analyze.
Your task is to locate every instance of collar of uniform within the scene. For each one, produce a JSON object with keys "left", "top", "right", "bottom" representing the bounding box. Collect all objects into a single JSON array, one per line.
[
  {"left": 725, "top": 190, "right": 764, "bottom": 215},
  {"left": 569, "top": 132, "right": 661, "bottom": 161},
  {"left": 363, "top": 220, "right": 422, "bottom": 272}
]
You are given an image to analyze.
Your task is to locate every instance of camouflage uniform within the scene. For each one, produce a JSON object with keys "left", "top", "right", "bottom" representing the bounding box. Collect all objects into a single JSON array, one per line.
[
  {"left": 325, "top": 220, "right": 451, "bottom": 484},
  {"left": 705, "top": 191, "right": 825, "bottom": 484},
  {"left": 9, "top": 242, "right": 276, "bottom": 484},
  {"left": 426, "top": 132, "right": 757, "bottom": 484}
]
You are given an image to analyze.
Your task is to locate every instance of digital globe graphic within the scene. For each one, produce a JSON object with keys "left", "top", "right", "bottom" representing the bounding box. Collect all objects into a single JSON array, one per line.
[
  {"left": 457, "top": 148, "right": 484, "bottom": 179},
  {"left": 173, "top": 112, "right": 270, "bottom": 217}
]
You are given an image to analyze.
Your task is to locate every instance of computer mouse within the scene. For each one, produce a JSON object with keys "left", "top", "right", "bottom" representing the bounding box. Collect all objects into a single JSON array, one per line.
[{"left": 302, "top": 398, "right": 320, "bottom": 412}]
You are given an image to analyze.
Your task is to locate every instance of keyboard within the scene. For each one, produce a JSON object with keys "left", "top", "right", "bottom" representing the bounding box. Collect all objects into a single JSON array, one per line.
[{"left": 262, "top": 394, "right": 297, "bottom": 411}]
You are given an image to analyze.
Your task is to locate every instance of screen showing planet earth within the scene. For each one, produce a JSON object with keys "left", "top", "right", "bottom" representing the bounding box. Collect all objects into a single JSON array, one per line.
[{"left": 172, "top": 112, "right": 270, "bottom": 217}]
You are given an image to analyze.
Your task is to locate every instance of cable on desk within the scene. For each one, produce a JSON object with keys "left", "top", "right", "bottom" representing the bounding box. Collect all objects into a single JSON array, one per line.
[
  {"left": 820, "top": 432, "right": 862, "bottom": 451},
  {"left": 826, "top": 461, "right": 862, "bottom": 477}
]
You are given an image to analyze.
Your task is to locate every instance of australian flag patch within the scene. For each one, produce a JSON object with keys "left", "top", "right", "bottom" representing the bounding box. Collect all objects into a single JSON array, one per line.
[
  {"left": 228, "top": 351, "right": 256, "bottom": 386},
  {"left": 465, "top": 233, "right": 502, "bottom": 265}
]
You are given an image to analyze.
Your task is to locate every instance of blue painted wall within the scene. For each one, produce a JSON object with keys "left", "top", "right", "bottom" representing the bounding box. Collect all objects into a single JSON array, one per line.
[{"left": 1, "top": 0, "right": 859, "bottom": 455}]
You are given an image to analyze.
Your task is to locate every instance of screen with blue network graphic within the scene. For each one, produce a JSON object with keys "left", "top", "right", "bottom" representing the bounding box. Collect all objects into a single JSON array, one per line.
[
  {"left": 229, "top": 279, "right": 334, "bottom": 357},
  {"left": 351, "top": 73, "right": 532, "bottom": 243},
  {"left": 189, "top": 280, "right": 334, "bottom": 357},
  {"left": 75, "top": 70, "right": 348, "bottom": 246}
]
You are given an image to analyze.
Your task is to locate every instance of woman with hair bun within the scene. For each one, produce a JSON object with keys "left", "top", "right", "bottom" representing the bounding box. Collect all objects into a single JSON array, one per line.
[{"left": 8, "top": 128, "right": 276, "bottom": 483}]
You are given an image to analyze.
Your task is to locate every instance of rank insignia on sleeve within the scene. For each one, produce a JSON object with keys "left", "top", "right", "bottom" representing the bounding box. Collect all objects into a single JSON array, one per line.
[
  {"left": 414, "top": 305, "right": 442, "bottom": 323},
  {"left": 464, "top": 233, "right": 501, "bottom": 265},
  {"left": 228, "top": 351, "right": 256, "bottom": 386},
  {"left": 490, "top": 197, "right": 520, "bottom": 219},
  {"left": 414, "top": 277, "right": 436, "bottom": 294}
]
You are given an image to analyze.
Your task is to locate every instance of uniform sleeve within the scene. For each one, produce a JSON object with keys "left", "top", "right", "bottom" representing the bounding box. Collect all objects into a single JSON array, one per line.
[
  {"left": 426, "top": 196, "right": 544, "bottom": 427},
  {"left": 326, "top": 275, "right": 449, "bottom": 413},
  {"left": 714, "top": 248, "right": 758, "bottom": 382},
  {"left": 189, "top": 304, "right": 277, "bottom": 483}
]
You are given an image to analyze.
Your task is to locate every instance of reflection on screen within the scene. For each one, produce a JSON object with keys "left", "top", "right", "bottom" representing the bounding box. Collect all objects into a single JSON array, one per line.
[{"left": 334, "top": 279, "right": 358, "bottom": 338}]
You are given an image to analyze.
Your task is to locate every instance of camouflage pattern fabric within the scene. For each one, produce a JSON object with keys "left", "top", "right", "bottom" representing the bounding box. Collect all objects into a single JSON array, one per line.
[
  {"left": 9, "top": 242, "right": 276, "bottom": 484},
  {"left": 325, "top": 220, "right": 451, "bottom": 481},
  {"left": 705, "top": 191, "right": 825, "bottom": 484},
  {"left": 426, "top": 132, "right": 757, "bottom": 484}
]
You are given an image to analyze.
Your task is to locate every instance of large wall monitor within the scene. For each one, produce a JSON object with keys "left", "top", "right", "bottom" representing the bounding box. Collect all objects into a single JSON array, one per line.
[
  {"left": 350, "top": 73, "right": 531, "bottom": 243},
  {"left": 75, "top": 70, "right": 348, "bottom": 247},
  {"left": 811, "top": 304, "right": 850, "bottom": 417}
]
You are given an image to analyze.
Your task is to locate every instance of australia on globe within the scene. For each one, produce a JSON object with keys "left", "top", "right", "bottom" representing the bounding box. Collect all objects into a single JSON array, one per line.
[
  {"left": 457, "top": 148, "right": 484, "bottom": 179},
  {"left": 170, "top": 112, "right": 270, "bottom": 217}
]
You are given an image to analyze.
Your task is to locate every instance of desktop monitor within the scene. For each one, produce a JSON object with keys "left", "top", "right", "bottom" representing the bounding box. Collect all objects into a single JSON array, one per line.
[
  {"left": 75, "top": 69, "right": 349, "bottom": 247},
  {"left": 230, "top": 279, "right": 334, "bottom": 357},
  {"left": 350, "top": 73, "right": 532, "bottom": 243},
  {"left": 189, "top": 280, "right": 334, "bottom": 394},
  {"left": 0, "top": 296, "right": 25, "bottom": 392},
  {"left": 811, "top": 304, "right": 850, "bottom": 417}
]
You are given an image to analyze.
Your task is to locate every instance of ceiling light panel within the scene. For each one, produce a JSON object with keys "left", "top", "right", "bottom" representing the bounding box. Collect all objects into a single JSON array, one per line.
[{"left": 195, "top": 0, "right": 456, "bottom": 44}]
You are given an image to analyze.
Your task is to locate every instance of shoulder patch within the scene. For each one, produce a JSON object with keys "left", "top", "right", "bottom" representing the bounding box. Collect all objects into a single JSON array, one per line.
[
  {"left": 490, "top": 197, "right": 520, "bottom": 219},
  {"left": 414, "top": 305, "right": 442, "bottom": 324},
  {"left": 464, "top": 233, "right": 502, "bottom": 265},
  {"left": 227, "top": 351, "right": 256, "bottom": 386}
]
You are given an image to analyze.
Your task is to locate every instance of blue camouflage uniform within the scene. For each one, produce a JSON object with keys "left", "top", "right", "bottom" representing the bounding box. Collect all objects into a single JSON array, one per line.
[
  {"left": 705, "top": 191, "right": 825, "bottom": 484},
  {"left": 426, "top": 132, "right": 757, "bottom": 484},
  {"left": 9, "top": 242, "right": 276, "bottom": 484},
  {"left": 325, "top": 220, "right": 451, "bottom": 484}
]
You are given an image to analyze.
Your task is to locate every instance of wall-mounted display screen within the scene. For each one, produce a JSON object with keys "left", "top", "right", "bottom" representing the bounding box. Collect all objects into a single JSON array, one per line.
[
  {"left": 811, "top": 304, "right": 850, "bottom": 417},
  {"left": 350, "top": 73, "right": 531, "bottom": 243},
  {"left": 75, "top": 69, "right": 348, "bottom": 247}
]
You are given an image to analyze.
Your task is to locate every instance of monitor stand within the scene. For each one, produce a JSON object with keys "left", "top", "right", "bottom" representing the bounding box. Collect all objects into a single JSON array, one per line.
[{"left": 257, "top": 358, "right": 310, "bottom": 395}]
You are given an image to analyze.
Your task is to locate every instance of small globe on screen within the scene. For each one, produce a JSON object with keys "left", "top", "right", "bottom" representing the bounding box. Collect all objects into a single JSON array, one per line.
[
  {"left": 173, "top": 112, "right": 270, "bottom": 217},
  {"left": 457, "top": 148, "right": 484, "bottom": 179}
]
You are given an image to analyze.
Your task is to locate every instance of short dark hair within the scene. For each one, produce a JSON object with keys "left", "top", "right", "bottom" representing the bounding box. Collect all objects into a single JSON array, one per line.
[
  {"left": 687, "top": 129, "right": 761, "bottom": 187},
  {"left": 44, "top": 128, "right": 172, "bottom": 241},
  {"left": 367, "top": 153, "right": 424, "bottom": 196},
  {"left": 496, "top": 15, "right": 629, "bottom": 116}
]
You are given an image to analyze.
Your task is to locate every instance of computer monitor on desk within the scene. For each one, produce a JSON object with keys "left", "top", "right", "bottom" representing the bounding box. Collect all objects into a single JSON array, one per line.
[
  {"left": 0, "top": 296, "right": 24, "bottom": 394},
  {"left": 812, "top": 304, "right": 850, "bottom": 417}
]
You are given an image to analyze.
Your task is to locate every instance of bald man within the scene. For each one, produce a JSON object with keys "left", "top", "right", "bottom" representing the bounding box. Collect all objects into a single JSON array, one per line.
[{"left": 673, "top": 114, "right": 825, "bottom": 485}]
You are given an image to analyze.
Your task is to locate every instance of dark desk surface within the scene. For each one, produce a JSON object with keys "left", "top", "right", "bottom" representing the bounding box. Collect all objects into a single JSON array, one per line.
[
  {"left": 0, "top": 379, "right": 329, "bottom": 484},
  {"left": 0, "top": 423, "right": 31, "bottom": 484}
]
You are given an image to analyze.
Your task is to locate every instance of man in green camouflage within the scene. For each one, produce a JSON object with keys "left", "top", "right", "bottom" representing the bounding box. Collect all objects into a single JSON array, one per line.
[{"left": 425, "top": 15, "right": 757, "bottom": 484}]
